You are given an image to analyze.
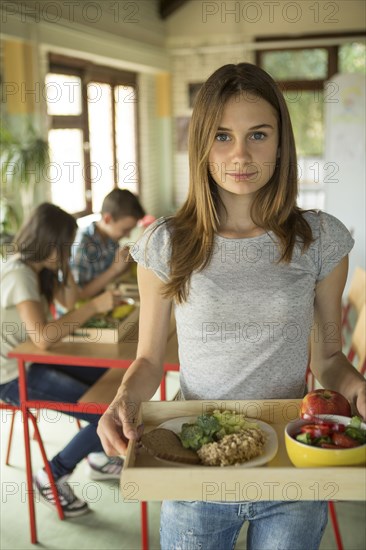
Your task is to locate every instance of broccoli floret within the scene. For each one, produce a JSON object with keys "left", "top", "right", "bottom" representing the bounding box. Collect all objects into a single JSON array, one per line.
[
  {"left": 180, "top": 415, "right": 222, "bottom": 450},
  {"left": 179, "top": 423, "right": 206, "bottom": 450},
  {"left": 196, "top": 414, "right": 221, "bottom": 437}
]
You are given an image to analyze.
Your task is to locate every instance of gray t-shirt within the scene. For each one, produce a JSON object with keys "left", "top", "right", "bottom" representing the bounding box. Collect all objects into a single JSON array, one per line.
[{"left": 130, "top": 211, "right": 354, "bottom": 401}]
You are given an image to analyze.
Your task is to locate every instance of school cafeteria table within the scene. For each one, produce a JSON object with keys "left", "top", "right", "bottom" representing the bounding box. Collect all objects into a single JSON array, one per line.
[{"left": 8, "top": 329, "right": 179, "bottom": 549}]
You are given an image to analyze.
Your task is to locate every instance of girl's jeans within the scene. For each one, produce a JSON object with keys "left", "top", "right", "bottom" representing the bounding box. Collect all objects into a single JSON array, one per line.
[
  {"left": 160, "top": 500, "right": 328, "bottom": 550},
  {"left": 0, "top": 363, "right": 108, "bottom": 479}
]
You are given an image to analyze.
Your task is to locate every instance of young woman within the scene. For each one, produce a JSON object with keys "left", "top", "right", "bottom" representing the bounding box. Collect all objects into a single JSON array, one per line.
[
  {"left": 1, "top": 203, "right": 124, "bottom": 517},
  {"left": 97, "top": 63, "right": 366, "bottom": 549}
]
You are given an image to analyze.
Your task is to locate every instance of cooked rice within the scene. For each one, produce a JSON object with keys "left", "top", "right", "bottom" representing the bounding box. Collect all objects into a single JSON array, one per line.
[{"left": 197, "top": 428, "right": 266, "bottom": 467}]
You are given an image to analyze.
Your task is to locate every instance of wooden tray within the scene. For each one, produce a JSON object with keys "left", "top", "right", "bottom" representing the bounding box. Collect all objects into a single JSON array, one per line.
[
  {"left": 62, "top": 306, "right": 139, "bottom": 345},
  {"left": 121, "top": 400, "right": 365, "bottom": 502}
]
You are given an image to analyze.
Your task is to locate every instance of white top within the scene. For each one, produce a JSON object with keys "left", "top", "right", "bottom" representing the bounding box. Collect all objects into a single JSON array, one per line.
[
  {"left": 131, "top": 211, "right": 354, "bottom": 401},
  {"left": 1, "top": 258, "right": 49, "bottom": 384}
]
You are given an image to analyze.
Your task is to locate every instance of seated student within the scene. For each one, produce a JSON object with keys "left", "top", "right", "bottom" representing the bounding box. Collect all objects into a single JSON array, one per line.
[
  {"left": 0, "top": 203, "right": 124, "bottom": 518},
  {"left": 71, "top": 189, "right": 145, "bottom": 299}
]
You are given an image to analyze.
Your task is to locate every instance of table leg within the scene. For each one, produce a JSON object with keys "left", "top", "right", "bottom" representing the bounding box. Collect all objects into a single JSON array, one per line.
[
  {"left": 18, "top": 357, "right": 37, "bottom": 543},
  {"left": 5, "top": 409, "right": 16, "bottom": 465},
  {"left": 141, "top": 501, "right": 149, "bottom": 550},
  {"left": 28, "top": 413, "right": 64, "bottom": 520}
]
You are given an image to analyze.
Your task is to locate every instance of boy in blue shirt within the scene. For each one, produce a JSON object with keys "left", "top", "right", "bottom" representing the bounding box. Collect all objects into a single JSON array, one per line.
[{"left": 71, "top": 189, "right": 145, "bottom": 299}]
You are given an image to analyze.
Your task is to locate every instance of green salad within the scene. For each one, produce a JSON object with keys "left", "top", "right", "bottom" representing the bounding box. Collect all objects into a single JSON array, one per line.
[{"left": 83, "top": 317, "right": 116, "bottom": 329}]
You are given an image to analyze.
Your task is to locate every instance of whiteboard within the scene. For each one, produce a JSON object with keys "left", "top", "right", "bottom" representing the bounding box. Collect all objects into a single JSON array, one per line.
[{"left": 324, "top": 73, "right": 366, "bottom": 280}]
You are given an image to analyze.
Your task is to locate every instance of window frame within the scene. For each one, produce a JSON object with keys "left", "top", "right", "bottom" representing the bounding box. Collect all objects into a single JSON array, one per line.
[
  {"left": 48, "top": 53, "right": 138, "bottom": 217},
  {"left": 255, "top": 31, "right": 366, "bottom": 91},
  {"left": 255, "top": 32, "right": 365, "bottom": 207}
]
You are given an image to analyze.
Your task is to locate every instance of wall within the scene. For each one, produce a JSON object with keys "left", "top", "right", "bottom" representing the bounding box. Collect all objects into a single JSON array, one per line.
[
  {"left": 0, "top": 39, "right": 50, "bottom": 220},
  {"left": 0, "top": 1, "right": 173, "bottom": 218},
  {"left": 138, "top": 72, "right": 174, "bottom": 215}
]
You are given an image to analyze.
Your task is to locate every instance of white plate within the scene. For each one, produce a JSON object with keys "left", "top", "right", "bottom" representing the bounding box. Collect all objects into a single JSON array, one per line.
[{"left": 156, "top": 416, "right": 278, "bottom": 468}]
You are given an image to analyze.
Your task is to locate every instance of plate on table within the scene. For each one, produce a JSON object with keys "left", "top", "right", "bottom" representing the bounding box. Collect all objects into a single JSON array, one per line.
[{"left": 153, "top": 416, "right": 278, "bottom": 468}]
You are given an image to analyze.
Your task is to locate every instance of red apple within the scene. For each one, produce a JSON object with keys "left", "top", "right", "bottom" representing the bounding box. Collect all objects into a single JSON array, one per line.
[{"left": 300, "top": 389, "right": 352, "bottom": 419}]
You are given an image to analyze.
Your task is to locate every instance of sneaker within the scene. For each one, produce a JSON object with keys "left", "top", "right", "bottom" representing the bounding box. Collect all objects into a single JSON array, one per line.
[
  {"left": 34, "top": 468, "right": 89, "bottom": 517},
  {"left": 86, "top": 452, "right": 124, "bottom": 480}
]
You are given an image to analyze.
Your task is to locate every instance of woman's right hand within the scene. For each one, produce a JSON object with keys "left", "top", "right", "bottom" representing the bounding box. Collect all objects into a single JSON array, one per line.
[
  {"left": 97, "top": 394, "right": 141, "bottom": 456},
  {"left": 91, "top": 289, "right": 122, "bottom": 314}
]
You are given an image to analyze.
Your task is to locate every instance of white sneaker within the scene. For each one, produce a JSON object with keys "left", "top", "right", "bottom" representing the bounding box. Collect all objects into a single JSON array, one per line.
[
  {"left": 34, "top": 468, "right": 89, "bottom": 517},
  {"left": 86, "top": 452, "right": 124, "bottom": 480}
]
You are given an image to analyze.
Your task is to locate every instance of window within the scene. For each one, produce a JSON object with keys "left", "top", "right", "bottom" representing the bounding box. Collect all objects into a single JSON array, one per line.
[
  {"left": 46, "top": 55, "right": 138, "bottom": 216},
  {"left": 256, "top": 34, "right": 366, "bottom": 209},
  {"left": 339, "top": 42, "right": 366, "bottom": 73},
  {"left": 261, "top": 48, "right": 329, "bottom": 80}
]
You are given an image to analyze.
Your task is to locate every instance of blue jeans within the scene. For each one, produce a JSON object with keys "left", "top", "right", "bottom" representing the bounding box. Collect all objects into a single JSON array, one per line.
[
  {"left": 160, "top": 500, "right": 328, "bottom": 550},
  {"left": 0, "top": 363, "right": 108, "bottom": 479}
]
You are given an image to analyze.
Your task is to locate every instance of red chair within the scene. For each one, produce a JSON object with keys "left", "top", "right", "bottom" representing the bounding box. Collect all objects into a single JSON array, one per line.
[
  {"left": 0, "top": 401, "right": 65, "bottom": 533},
  {"left": 5, "top": 409, "right": 82, "bottom": 466}
]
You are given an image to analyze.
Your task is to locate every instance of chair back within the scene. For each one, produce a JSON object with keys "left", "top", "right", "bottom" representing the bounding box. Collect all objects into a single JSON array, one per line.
[
  {"left": 348, "top": 267, "right": 366, "bottom": 314},
  {"left": 351, "top": 303, "right": 366, "bottom": 374}
]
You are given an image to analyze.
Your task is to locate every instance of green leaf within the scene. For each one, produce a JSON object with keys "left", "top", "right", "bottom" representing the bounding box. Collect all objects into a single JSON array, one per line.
[
  {"left": 296, "top": 432, "right": 312, "bottom": 445},
  {"left": 350, "top": 416, "right": 362, "bottom": 429}
]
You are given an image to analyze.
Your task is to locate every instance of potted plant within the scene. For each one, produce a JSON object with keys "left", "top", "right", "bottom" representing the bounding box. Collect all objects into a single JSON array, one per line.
[{"left": 0, "top": 124, "right": 49, "bottom": 231}]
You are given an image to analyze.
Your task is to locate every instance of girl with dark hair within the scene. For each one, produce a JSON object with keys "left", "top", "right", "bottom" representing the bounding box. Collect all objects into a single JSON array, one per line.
[
  {"left": 1, "top": 203, "right": 124, "bottom": 517},
  {"left": 98, "top": 63, "right": 365, "bottom": 548}
]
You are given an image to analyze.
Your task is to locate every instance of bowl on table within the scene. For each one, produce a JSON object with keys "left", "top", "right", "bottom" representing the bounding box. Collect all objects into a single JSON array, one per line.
[{"left": 285, "top": 415, "right": 366, "bottom": 467}]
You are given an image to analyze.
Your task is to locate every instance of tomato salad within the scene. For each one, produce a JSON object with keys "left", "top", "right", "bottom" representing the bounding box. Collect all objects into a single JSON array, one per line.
[{"left": 295, "top": 416, "right": 366, "bottom": 449}]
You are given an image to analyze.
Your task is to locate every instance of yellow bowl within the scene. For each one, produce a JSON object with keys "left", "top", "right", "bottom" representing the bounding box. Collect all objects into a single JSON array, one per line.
[{"left": 285, "top": 415, "right": 366, "bottom": 467}]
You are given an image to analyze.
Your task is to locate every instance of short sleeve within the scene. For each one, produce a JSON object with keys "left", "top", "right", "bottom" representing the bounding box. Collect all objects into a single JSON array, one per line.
[
  {"left": 70, "top": 231, "right": 93, "bottom": 286},
  {"left": 316, "top": 212, "right": 354, "bottom": 281},
  {"left": 130, "top": 218, "right": 171, "bottom": 282},
  {"left": 1, "top": 262, "right": 41, "bottom": 307}
]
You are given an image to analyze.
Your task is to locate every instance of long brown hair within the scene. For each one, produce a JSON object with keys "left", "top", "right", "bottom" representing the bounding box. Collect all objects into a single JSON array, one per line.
[
  {"left": 13, "top": 203, "right": 77, "bottom": 303},
  {"left": 163, "top": 63, "right": 313, "bottom": 303}
]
